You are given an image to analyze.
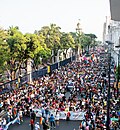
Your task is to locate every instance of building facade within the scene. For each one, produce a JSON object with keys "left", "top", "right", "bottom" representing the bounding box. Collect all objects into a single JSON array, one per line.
[{"left": 103, "top": 17, "right": 120, "bottom": 66}]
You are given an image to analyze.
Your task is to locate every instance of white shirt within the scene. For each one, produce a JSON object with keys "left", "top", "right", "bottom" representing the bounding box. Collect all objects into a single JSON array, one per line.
[
  {"left": 35, "top": 124, "right": 40, "bottom": 130},
  {"left": 55, "top": 113, "right": 60, "bottom": 120},
  {"left": 19, "top": 110, "right": 23, "bottom": 116},
  {"left": 3, "top": 119, "right": 7, "bottom": 125}
]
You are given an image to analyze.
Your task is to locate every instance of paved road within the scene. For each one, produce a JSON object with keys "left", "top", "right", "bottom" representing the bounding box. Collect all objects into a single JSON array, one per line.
[
  {"left": 65, "top": 92, "right": 71, "bottom": 99},
  {"left": 8, "top": 117, "right": 80, "bottom": 130}
]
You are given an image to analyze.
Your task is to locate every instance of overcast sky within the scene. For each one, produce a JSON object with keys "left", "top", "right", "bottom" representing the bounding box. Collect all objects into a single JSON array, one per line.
[{"left": 0, "top": 0, "right": 110, "bottom": 40}]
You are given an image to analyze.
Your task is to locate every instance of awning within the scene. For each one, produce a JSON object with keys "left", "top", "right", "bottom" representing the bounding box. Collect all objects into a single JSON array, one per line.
[{"left": 110, "top": 0, "right": 120, "bottom": 21}]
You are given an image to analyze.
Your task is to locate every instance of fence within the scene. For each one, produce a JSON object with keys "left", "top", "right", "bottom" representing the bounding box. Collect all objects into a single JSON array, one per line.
[
  {"left": 0, "top": 56, "right": 76, "bottom": 94},
  {"left": 32, "top": 67, "right": 48, "bottom": 80}
]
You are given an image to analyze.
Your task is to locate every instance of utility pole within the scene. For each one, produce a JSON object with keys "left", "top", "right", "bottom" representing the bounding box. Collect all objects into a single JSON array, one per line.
[
  {"left": 106, "top": 51, "right": 111, "bottom": 130},
  {"left": 115, "top": 44, "right": 120, "bottom": 98},
  {"left": 105, "top": 41, "right": 114, "bottom": 130}
]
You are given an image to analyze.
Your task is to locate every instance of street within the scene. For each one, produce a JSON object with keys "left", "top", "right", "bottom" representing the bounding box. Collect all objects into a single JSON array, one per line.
[{"left": 8, "top": 117, "right": 80, "bottom": 130}]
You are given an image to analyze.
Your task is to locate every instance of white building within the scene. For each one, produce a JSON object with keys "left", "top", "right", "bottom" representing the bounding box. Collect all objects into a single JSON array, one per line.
[
  {"left": 108, "top": 0, "right": 120, "bottom": 67},
  {"left": 103, "top": 18, "right": 120, "bottom": 66}
]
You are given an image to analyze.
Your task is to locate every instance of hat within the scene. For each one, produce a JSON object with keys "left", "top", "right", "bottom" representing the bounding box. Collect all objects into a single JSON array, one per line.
[{"left": 36, "top": 122, "right": 39, "bottom": 124}]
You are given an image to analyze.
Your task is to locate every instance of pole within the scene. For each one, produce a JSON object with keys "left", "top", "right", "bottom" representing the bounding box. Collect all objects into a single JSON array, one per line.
[
  {"left": 117, "top": 49, "right": 120, "bottom": 97},
  {"left": 106, "top": 52, "right": 111, "bottom": 130}
]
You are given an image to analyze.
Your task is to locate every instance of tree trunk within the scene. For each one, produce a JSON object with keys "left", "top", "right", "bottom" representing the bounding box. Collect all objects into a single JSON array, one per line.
[{"left": 11, "top": 70, "right": 16, "bottom": 80}]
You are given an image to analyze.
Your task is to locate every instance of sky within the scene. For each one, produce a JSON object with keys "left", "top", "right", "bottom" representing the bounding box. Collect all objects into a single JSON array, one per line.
[{"left": 0, "top": 0, "right": 110, "bottom": 41}]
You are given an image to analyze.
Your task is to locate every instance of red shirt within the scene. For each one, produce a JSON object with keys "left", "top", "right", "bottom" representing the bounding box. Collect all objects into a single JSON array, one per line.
[
  {"left": 67, "top": 112, "right": 70, "bottom": 117},
  {"left": 30, "top": 119, "right": 34, "bottom": 125}
]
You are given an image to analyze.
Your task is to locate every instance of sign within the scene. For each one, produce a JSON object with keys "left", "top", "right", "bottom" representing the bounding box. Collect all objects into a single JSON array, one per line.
[
  {"left": 47, "top": 66, "right": 50, "bottom": 73},
  {"left": 70, "top": 111, "right": 85, "bottom": 120}
]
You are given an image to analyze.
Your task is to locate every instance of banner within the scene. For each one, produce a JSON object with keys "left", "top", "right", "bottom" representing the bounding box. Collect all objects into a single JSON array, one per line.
[
  {"left": 47, "top": 66, "right": 50, "bottom": 73},
  {"left": 70, "top": 111, "right": 85, "bottom": 120},
  {"left": 33, "top": 108, "right": 85, "bottom": 121},
  {"left": 5, "top": 109, "right": 86, "bottom": 130}
]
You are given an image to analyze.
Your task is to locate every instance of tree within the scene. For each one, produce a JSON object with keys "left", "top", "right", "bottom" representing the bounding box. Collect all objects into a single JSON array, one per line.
[
  {"left": 85, "top": 33, "right": 97, "bottom": 39},
  {"left": 60, "top": 32, "right": 75, "bottom": 58},
  {"left": 37, "top": 24, "right": 61, "bottom": 63},
  {"left": 32, "top": 33, "right": 51, "bottom": 68},
  {"left": 116, "top": 65, "right": 120, "bottom": 80},
  {"left": 70, "top": 32, "right": 80, "bottom": 55},
  {"left": 0, "top": 28, "right": 10, "bottom": 74},
  {"left": 7, "top": 26, "right": 27, "bottom": 79},
  {"left": 70, "top": 32, "right": 97, "bottom": 55},
  {"left": 85, "top": 34, "right": 97, "bottom": 47},
  {"left": 0, "top": 24, "right": 98, "bottom": 81}
]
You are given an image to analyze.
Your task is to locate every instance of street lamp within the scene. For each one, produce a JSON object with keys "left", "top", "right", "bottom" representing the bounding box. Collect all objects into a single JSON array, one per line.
[
  {"left": 115, "top": 44, "right": 120, "bottom": 98},
  {"left": 105, "top": 40, "right": 114, "bottom": 130}
]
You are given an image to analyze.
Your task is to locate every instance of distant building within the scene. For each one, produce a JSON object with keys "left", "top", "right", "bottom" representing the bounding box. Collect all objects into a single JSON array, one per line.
[{"left": 103, "top": 16, "right": 110, "bottom": 44}]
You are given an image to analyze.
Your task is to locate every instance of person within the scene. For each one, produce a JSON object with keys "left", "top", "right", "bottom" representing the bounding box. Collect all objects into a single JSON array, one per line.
[
  {"left": 49, "top": 114, "right": 56, "bottom": 129},
  {"left": 31, "top": 111, "right": 36, "bottom": 123},
  {"left": 79, "top": 121, "right": 83, "bottom": 130},
  {"left": 16, "top": 113, "right": 21, "bottom": 124},
  {"left": 35, "top": 122, "right": 40, "bottom": 130},
  {"left": 39, "top": 116, "right": 43, "bottom": 129},
  {"left": 0, "top": 125, "right": 3, "bottom": 130},
  {"left": 43, "top": 120, "right": 50, "bottom": 130},
  {"left": 66, "top": 111, "right": 71, "bottom": 121},
  {"left": 41, "top": 107, "right": 45, "bottom": 118},
  {"left": 55, "top": 111, "right": 60, "bottom": 126},
  {"left": 30, "top": 119, "right": 34, "bottom": 130},
  {"left": 2, "top": 118, "right": 6, "bottom": 129},
  {"left": 45, "top": 108, "right": 50, "bottom": 121},
  {"left": 19, "top": 109, "right": 23, "bottom": 122}
]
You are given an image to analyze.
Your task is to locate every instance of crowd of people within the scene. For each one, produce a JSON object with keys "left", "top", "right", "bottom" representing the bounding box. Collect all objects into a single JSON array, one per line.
[{"left": 0, "top": 47, "right": 120, "bottom": 130}]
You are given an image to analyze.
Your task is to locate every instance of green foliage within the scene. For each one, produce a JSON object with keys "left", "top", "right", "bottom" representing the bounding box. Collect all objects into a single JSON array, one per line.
[
  {"left": 0, "top": 28, "right": 10, "bottom": 73},
  {"left": 60, "top": 32, "right": 75, "bottom": 50},
  {"left": 85, "top": 33, "right": 97, "bottom": 47},
  {"left": 0, "top": 24, "right": 98, "bottom": 78},
  {"left": 116, "top": 65, "right": 120, "bottom": 80},
  {"left": 85, "top": 33, "right": 97, "bottom": 39},
  {"left": 38, "top": 24, "right": 61, "bottom": 50},
  {"left": 25, "top": 33, "right": 41, "bottom": 58},
  {"left": 8, "top": 27, "right": 27, "bottom": 60},
  {"left": 80, "top": 34, "right": 91, "bottom": 48}
]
